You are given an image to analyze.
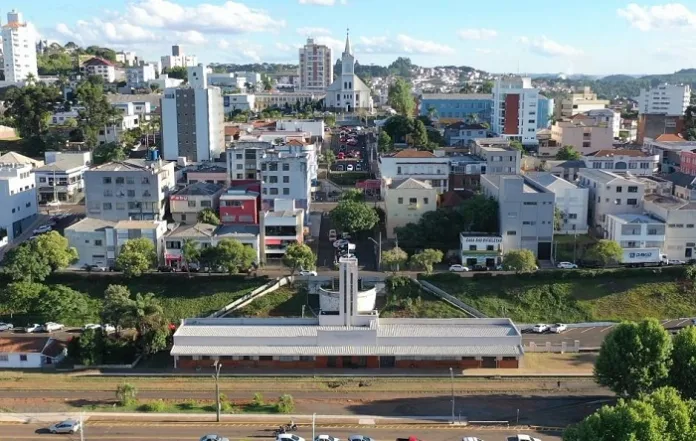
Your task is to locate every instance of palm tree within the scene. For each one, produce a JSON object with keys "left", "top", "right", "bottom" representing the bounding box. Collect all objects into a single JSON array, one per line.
[
  {"left": 24, "top": 73, "right": 36, "bottom": 85},
  {"left": 181, "top": 239, "right": 200, "bottom": 278},
  {"left": 427, "top": 105, "right": 437, "bottom": 120}
]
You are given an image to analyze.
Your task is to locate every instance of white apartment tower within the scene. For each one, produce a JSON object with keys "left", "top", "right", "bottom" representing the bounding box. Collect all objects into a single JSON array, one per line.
[
  {"left": 299, "top": 38, "right": 333, "bottom": 91},
  {"left": 2, "top": 10, "right": 38, "bottom": 84},
  {"left": 491, "top": 75, "right": 539, "bottom": 146},
  {"left": 161, "top": 44, "right": 198, "bottom": 71},
  {"left": 637, "top": 84, "right": 691, "bottom": 116},
  {"left": 161, "top": 65, "right": 225, "bottom": 162}
]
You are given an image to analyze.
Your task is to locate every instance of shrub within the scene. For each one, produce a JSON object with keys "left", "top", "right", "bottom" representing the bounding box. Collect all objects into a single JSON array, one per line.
[
  {"left": 115, "top": 383, "right": 138, "bottom": 407},
  {"left": 276, "top": 394, "right": 295, "bottom": 413},
  {"left": 221, "top": 401, "right": 237, "bottom": 413},
  {"left": 252, "top": 392, "right": 264, "bottom": 407},
  {"left": 141, "top": 399, "right": 167, "bottom": 412}
]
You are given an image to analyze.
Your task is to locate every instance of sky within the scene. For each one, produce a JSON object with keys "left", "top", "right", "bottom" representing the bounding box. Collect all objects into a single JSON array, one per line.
[{"left": 12, "top": 0, "right": 696, "bottom": 75}]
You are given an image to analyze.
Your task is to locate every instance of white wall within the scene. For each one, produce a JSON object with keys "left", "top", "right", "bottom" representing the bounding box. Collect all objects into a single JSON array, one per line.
[
  {"left": 161, "top": 89, "right": 179, "bottom": 161},
  {"left": 0, "top": 352, "right": 43, "bottom": 368}
]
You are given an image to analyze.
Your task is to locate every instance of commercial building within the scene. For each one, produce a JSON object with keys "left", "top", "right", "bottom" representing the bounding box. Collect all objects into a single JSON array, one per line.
[
  {"left": 65, "top": 218, "right": 167, "bottom": 268},
  {"left": 582, "top": 150, "right": 659, "bottom": 176},
  {"left": 644, "top": 135, "right": 696, "bottom": 173},
  {"left": 162, "top": 65, "right": 225, "bottom": 162},
  {"left": 0, "top": 337, "right": 66, "bottom": 369},
  {"left": 161, "top": 45, "right": 198, "bottom": 70},
  {"left": 556, "top": 87, "right": 608, "bottom": 119},
  {"left": 254, "top": 91, "right": 324, "bottom": 111},
  {"left": 170, "top": 182, "right": 225, "bottom": 224},
  {"left": 383, "top": 178, "right": 437, "bottom": 238},
  {"left": 481, "top": 174, "right": 555, "bottom": 258},
  {"left": 459, "top": 234, "right": 503, "bottom": 268},
  {"left": 419, "top": 94, "right": 492, "bottom": 123},
  {"left": 258, "top": 199, "right": 304, "bottom": 263},
  {"left": 443, "top": 122, "right": 488, "bottom": 146},
  {"left": 637, "top": 114, "right": 684, "bottom": 145},
  {"left": 83, "top": 158, "right": 176, "bottom": 221},
  {"left": 170, "top": 256, "right": 523, "bottom": 370},
  {"left": 324, "top": 32, "right": 373, "bottom": 112},
  {"left": 491, "top": 75, "right": 539, "bottom": 146},
  {"left": 0, "top": 163, "right": 37, "bottom": 241},
  {"left": 2, "top": 10, "right": 38, "bottom": 84},
  {"left": 643, "top": 194, "right": 696, "bottom": 260},
  {"left": 546, "top": 117, "right": 613, "bottom": 157},
  {"left": 82, "top": 57, "right": 116, "bottom": 83},
  {"left": 524, "top": 172, "right": 589, "bottom": 234},
  {"left": 605, "top": 213, "right": 665, "bottom": 252},
  {"left": 585, "top": 108, "right": 621, "bottom": 139},
  {"left": 637, "top": 84, "right": 690, "bottom": 116},
  {"left": 379, "top": 150, "right": 450, "bottom": 194},
  {"left": 34, "top": 157, "right": 88, "bottom": 204},
  {"left": 299, "top": 38, "right": 333, "bottom": 92},
  {"left": 185, "top": 164, "right": 228, "bottom": 186},
  {"left": 219, "top": 185, "right": 260, "bottom": 225}
]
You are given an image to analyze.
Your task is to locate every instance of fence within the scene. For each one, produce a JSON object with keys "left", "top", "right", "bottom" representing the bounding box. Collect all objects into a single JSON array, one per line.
[
  {"left": 74, "top": 355, "right": 143, "bottom": 370},
  {"left": 415, "top": 279, "right": 488, "bottom": 318},
  {"left": 524, "top": 341, "right": 581, "bottom": 353},
  {"left": 209, "top": 276, "right": 295, "bottom": 318}
]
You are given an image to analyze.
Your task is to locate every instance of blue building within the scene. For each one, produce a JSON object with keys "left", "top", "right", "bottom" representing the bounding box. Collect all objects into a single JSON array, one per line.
[
  {"left": 420, "top": 93, "right": 492, "bottom": 124},
  {"left": 537, "top": 95, "right": 554, "bottom": 129}
]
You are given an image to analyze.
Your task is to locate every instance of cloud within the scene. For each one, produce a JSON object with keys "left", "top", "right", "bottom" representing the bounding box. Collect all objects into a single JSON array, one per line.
[
  {"left": 474, "top": 48, "right": 497, "bottom": 55},
  {"left": 358, "top": 34, "right": 454, "bottom": 55},
  {"left": 396, "top": 34, "right": 455, "bottom": 55},
  {"left": 617, "top": 3, "right": 696, "bottom": 31},
  {"left": 518, "top": 36, "right": 582, "bottom": 57},
  {"left": 175, "top": 30, "right": 206, "bottom": 45},
  {"left": 218, "top": 39, "right": 230, "bottom": 49},
  {"left": 298, "top": 0, "right": 337, "bottom": 5},
  {"left": 457, "top": 28, "right": 498, "bottom": 40},
  {"left": 55, "top": 19, "right": 158, "bottom": 45},
  {"left": 296, "top": 27, "right": 332, "bottom": 36}
]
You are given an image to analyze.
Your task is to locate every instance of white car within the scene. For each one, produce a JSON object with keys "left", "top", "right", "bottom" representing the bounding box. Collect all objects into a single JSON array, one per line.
[
  {"left": 449, "top": 264, "right": 470, "bottom": 272},
  {"left": 462, "top": 438, "right": 485, "bottom": 441},
  {"left": 550, "top": 323, "right": 567, "bottom": 333},
  {"left": 33, "top": 225, "right": 52, "bottom": 235},
  {"left": 40, "top": 322, "right": 65, "bottom": 332},
  {"left": 48, "top": 420, "right": 81, "bottom": 434},
  {"left": 277, "top": 435, "right": 305, "bottom": 441},
  {"left": 328, "top": 229, "right": 338, "bottom": 242},
  {"left": 349, "top": 436, "right": 374, "bottom": 441},
  {"left": 83, "top": 324, "right": 116, "bottom": 333},
  {"left": 24, "top": 323, "right": 40, "bottom": 333},
  {"left": 532, "top": 323, "right": 549, "bottom": 333},
  {"left": 669, "top": 259, "right": 686, "bottom": 265},
  {"left": 315, "top": 436, "right": 340, "bottom": 441},
  {"left": 556, "top": 261, "right": 578, "bottom": 269},
  {"left": 346, "top": 164, "right": 354, "bottom": 171},
  {"left": 0, "top": 322, "right": 13, "bottom": 332},
  {"left": 299, "top": 270, "right": 318, "bottom": 277},
  {"left": 507, "top": 435, "right": 541, "bottom": 441},
  {"left": 200, "top": 436, "right": 230, "bottom": 441}
]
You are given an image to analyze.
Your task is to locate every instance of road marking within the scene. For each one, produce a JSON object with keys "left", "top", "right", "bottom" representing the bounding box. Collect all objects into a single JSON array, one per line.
[
  {"left": 676, "top": 319, "right": 689, "bottom": 327},
  {"left": 580, "top": 327, "right": 595, "bottom": 333},
  {"left": 562, "top": 328, "right": 577, "bottom": 334},
  {"left": 600, "top": 325, "right": 614, "bottom": 333}
]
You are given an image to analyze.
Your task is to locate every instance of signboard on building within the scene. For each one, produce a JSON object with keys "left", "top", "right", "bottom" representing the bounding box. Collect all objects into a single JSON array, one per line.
[
  {"left": 170, "top": 195, "right": 188, "bottom": 201},
  {"left": 461, "top": 236, "right": 503, "bottom": 244}
]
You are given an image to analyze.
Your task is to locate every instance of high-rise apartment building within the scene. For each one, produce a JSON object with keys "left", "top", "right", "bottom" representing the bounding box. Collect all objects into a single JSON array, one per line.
[
  {"left": 161, "top": 44, "right": 198, "bottom": 70},
  {"left": 298, "top": 38, "right": 333, "bottom": 91},
  {"left": 637, "top": 84, "right": 691, "bottom": 116},
  {"left": 162, "top": 65, "right": 225, "bottom": 162},
  {"left": 2, "top": 10, "right": 38, "bottom": 84},
  {"left": 491, "top": 76, "right": 539, "bottom": 146}
]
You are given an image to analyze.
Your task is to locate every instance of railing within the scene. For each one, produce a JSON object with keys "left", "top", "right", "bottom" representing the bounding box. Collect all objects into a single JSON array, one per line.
[{"left": 415, "top": 279, "right": 487, "bottom": 318}]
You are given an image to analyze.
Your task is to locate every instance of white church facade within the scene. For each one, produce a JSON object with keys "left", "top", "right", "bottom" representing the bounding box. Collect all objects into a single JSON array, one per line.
[
  {"left": 324, "top": 31, "right": 374, "bottom": 113},
  {"left": 171, "top": 257, "right": 523, "bottom": 370}
]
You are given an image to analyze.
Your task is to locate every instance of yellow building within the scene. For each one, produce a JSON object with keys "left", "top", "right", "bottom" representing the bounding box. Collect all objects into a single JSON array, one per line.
[{"left": 383, "top": 178, "right": 438, "bottom": 239}]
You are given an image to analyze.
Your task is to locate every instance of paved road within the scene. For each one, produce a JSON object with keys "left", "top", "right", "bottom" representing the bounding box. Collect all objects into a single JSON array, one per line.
[{"left": 0, "top": 421, "right": 562, "bottom": 441}]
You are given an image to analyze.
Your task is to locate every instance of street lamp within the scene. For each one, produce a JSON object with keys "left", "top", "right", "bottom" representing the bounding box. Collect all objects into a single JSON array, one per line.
[
  {"left": 368, "top": 232, "right": 382, "bottom": 271},
  {"left": 213, "top": 361, "right": 223, "bottom": 422},
  {"left": 449, "top": 367, "right": 455, "bottom": 424}
]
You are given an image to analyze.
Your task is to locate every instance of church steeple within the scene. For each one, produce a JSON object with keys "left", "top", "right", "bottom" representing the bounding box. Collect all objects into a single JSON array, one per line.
[{"left": 344, "top": 28, "right": 352, "bottom": 56}]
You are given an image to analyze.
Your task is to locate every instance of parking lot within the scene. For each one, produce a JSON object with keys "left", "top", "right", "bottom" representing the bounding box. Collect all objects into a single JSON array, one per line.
[{"left": 329, "top": 127, "right": 370, "bottom": 173}]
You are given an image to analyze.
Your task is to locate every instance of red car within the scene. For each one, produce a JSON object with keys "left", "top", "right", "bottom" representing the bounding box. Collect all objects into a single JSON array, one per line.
[{"left": 337, "top": 152, "right": 345, "bottom": 159}]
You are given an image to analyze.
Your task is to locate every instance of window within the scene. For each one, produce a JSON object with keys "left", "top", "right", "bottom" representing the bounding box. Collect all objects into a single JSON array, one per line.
[
  {"left": 236, "top": 164, "right": 243, "bottom": 170},
  {"left": 126, "top": 177, "right": 134, "bottom": 184},
  {"left": 423, "top": 197, "right": 429, "bottom": 204},
  {"left": 0, "top": 354, "right": 8, "bottom": 362},
  {"left": 615, "top": 199, "right": 621, "bottom": 205},
  {"left": 627, "top": 198, "right": 638, "bottom": 205},
  {"left": 283, "top": 176, "right": 289, "bottom": 183},
  {"left": 283, "top": 188, "right": 290, "bottom": 195},
  {"left": 486, "top": 245, "right": 494, "bottom": 251},
  {"left": 397, "top": 197, "right": 403, "bottom": 204},
  {"left": 628, "top": 186, "right": 638, "bottom": 193},
  {"left": 142, "top": 190, "right": 151, "bottom": 197},
  {"left": 103, "top": 202, "right": 112, "bottom": 210},
  {"left": 115, "top": 177, "right": 125, "bottom": 184},
  {"left": 19, "top": 354, "right": 27, "bottom": 362},
  {"left": 236, "top": 154, "right": 243, "bottom": 160},
  {"left": 397, "top": 166, "right": 402, "bottom": 175},
  {"left": 94, "top": 240, "right": 103, "bottom": 246},
  {"left": 103, "top": 189, "right": 113, "bottom": 197},
  {"left": 282, "top": 163, "right": 290, "bottom": 171},
  {"left": 616, "top": 186, "right": 623, "bottom": 193},
  {"left": 523, "top": 202, "right": 537, "bottom": 206},
  {"left": 270, "top": 188, "right": 278, "bottom": 195},
  {"left": 103, "top": 177, "right": 112, "bottom": 184},
  {"left": 506, "top": 231, "right": 517, "bottom": 236},
  {"left": 261, "top": 163, "right": 267, "bottom": 171},
  {"left": 236, "top": 174, "right": 243, "bottom": 179},
  {"left": 469, "top": 245, "right": 477, "bottom": 251},
  {"left": 201, "top": 200, "right": 212, "bottom": 208},
  {"left": 187, "top": 200, "right": 196, "bottom": 208},
  {"left": 127, "top": 189, "right": 135, "bottom": 197},
  {"left": 269, "top": 176, "right": 278, "bottom": 184},
  {"left": 141, "top": 177, "right": 150, "bottom": 184}
]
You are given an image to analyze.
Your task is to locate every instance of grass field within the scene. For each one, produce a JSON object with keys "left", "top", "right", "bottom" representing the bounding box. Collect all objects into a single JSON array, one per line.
[
  {"left": 232, "top": 285, "right": 316, "bottom": 317},
  {"left": 378, "top": 278, "right": 466, "bottom": 319},
  {"left": 425, "top": 270, "right": 693, "bottom": 322}
]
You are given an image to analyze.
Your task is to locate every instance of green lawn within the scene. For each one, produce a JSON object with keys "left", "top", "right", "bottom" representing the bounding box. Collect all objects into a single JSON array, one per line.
[
  {"left": 424, "top": 270, "right": 694, "bottom": 323},
  {"left": 379, "top": 277, "right": 467, "bottom": 318},
  {"left": 554, "top": 234, "right": 597, "bottom": 262},
  {"left": 40, "top": 273, "right": 268, "bottom": 321},
  {"left": 232, "top": 285, "right": 317, "bottom": 317}
]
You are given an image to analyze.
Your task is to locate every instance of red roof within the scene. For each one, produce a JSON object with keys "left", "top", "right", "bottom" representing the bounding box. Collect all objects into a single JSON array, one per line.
[
  {"left": 656, "top": 134, "right": 684, "bottom": 142},
  {"left": 439, "top": 191, "right": 464, "bottom": 208},
  {"left": 225, "top": 126, "right": 241, "bottom": 137},
  {"left": 390, "top": 149, "right": 436, "bottom": 159},
  {"left": 83, "top": 57, "right": 114, "bottom": 67}
]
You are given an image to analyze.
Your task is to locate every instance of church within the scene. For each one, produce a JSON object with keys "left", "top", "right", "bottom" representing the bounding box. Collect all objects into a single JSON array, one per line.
[{"left": 324, "top": 31, "right": 374, "bottom": 113}]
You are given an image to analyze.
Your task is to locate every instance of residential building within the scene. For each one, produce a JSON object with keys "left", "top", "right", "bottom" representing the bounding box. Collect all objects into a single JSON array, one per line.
[
  {"left": 556, "top": 87, "right": 608, "bottom": 119},
  {"left": 471, "top": 141, "right": 521, "bottom": 175},
  {"left": 170, "top": 257, "right": 523, "bottom": 370},
  {"left": 637, "top": 114, "right": 684, "bottom": 145},
  {"left": 537, "top": 95, "right": 554, "bottom": 129},
  {"left": 0, "top": 337, "right": 66, "bottom": 369},
  {"left": 524, "top": 172, "right": 589, "bottom": 234},
  {"left": 546, "top": 118, "right": 613, "bottom": 157},
  {"left": 680, "top": 150, "right": 696, "bottom": 176},
  {"left": 419, "top": 94, "right": 492, "bottom": 123},
  {"left": 644, "top": 135, "right": 696, "bottom": 173},
  {"left": 481, "top": 174, "right": 555, "bottom": 258},
  {"left": 275, "top": 120, "right": 325, "bottom": 139},
  {"left": 544, "top": 159, "right": 587, "bottom": 182},
  {"left": 185, "top": 164, "right": 228, "bottom": 186},
  {"left": 0, "top": 163, "right": 37, "bottom": 241},
  {"left": 126, "top": 63, "right": 157, "bottom": 86},
  {"left": 208, "top": 73, "right": 246, "bottom": 91},
  {"left": 170, "top": 182, "right": 224, "bottom": 224},
  {"left": 115, "top": 51, "right": 137, "bottom": 66},
  {"left": 582, "top": 150, "right": 659, "bottom": 176},
  {"left": 299, "top": 38, "right": 333, "bottom": 92},
  {"left": 65, "top": 218, "right": 167, "bottom": 268},
  {"left": 459, "top": 234, "right": 503, "bottom": 268},
  {"left": 161, "top": 45, "right": 197, "bottom": 70},
  {"left": 254, "top": 91, "right": 324, "bottom": 111},
  {"left": 491, "top": 75, "right": 539, "bottom": 146},
  {"left": 149, "top": 74, "right": 184, "bottom": 91},
  {"left": 215, "top": 224, "right": 261, "bottom": 264},
  {"left": 324, "top": 31, "right": 373, "bottom": 112},
  {"left": 378, "top": 150, "right": 450, "bottom": 194},
  {"left": 49, "top": 109, "right": 80, "bottom": 126},
  {"left": 448, "top": 154, "right": 486, "bottom": 191},
  {"left": 223, "top": 94, "right": 255, "bottom": 113},
  {"left": 259, "top": 199, "right": 304, "bottom": 263},
  {"left": 2, "top": 10, "right": 38, "bottom": 84},
  {"left": 637, "top": 84, "right": 690, "bottom": 116},
  {"left": 83, "top": 159, "right": 175, "bottom": 221},
  {"left": 219, "top": 185, "right": 260, "bottom": 225},
  {"left": 383, "top": 178, "right": 437, "bottom": 238},
  {"left": 162, "top": 65, "right": 225, "bottom": 162},
  {"left": 0, "top": 151, "right": 43, "bottom": 169},
  {"left": 586, "top": 108, "right": 621, "bottom": 139},
  {"left": 644, "top": 194, "right": 696, "bottom": 260},
  {"left": 605, "top": 213, "right": 666, "bottom": 252},
  {"left": 82, "top": 57, "right": 116, "bottom": 83},
  {"left": 34, "top": 158, "right": 88, "bottom": 204},
  {"left": 443, "top": 122, "right": 488, "bottom": 146},
  {"left": 662, "top": 172, "right": 696, "bottom": 201}
]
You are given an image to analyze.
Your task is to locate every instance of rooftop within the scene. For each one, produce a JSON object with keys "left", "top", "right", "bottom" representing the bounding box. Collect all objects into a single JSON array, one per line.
[
  {"left": 0, "top": 151, "right": 42, "bottom": 166},
  {"left": 384, "top": 149, "right": 436, "bottom": 159},
  {"left": 65, "top": 217, "right": 116, "bottom": 232},
  {"left": 578, "top": 169, "right": 644, "bottom": 184},
  {"left": 421, "top": 93, "right": 493, "bottom": 100},
  {"left": 445, "top": 121, "right": 489, "bottom": 131},
  {"left": 661, "top": 172, "right": 696, "bottom": 189},
  {"left": 0, "top": 337, "right": 50, "bottom": 354},
  {"left": 264, "top": 210, "right": 301, "bottom": 218},
  {"left": 609, "top": 213, "right": 663, "bottom": 224},
  {"left": 644, "top": 194, "right": 696, "bottom": 210},
  {"left": 83, "top": 57, "right": 115, "bottom": 67},
  {"left": 89, "top": 159, "right": 169, "bottom": 172},
  {"left": 524, "top": 172, "right": 579, "bottom": 192},
  {"left": 586, "top": 150, "right": 653, "bottom": 158},
  {"left": 655, "top": 134, "right": 685, "bottom": 142},
  {"left": 215, "top": 224, "right": 260, "bottom": 238},
  {"left": 114, "top": 220, "right": 164, "bottom": 230},
  {"left": 388, "top": 178, "right": 433, "bottom": 190},
  {"left": 188, "top": 164, "right": 227, "bottom": 174},
  {"left": 166, "top": 222, "right": 217, "bottom": 239},
  {"left": 174, "top": 182, "right": 224, "bottom": 197},
  {"left": 34, "top": 158, "right": 86, "bottom": 173}
]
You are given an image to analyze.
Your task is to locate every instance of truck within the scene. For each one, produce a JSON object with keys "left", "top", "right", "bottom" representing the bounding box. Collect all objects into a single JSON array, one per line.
[{"left": 622, "top": 248, "right": 669, "bottom": 267}]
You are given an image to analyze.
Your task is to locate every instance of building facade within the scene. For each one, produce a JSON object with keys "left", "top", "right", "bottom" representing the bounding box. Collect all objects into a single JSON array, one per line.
[
  {"left": 170, "top": 182, "right": 224, "bottom": 224},
  {"left": 443, "top": 122, "right": 488, "bottom": 146},
  {"left": 82, "top": 57, "right": 116, "bottom": 83},
  {"left": 605, "top": 213, "right": 666, "bottom": 252},
  {"left": 254, "top": 91, "right": 324, "bottom": 111},
  {"left": 0, "top": 163, "right": 37, "bottom": 241},
  {"left": 383, "top": 178, "right": 438, "bottom": 238},
  {"left": 259, "top": 199, "right": 304, "bottom": 263},
  {"left": 644, "top": 194, "right": 696, "bottom": 260},
  {"left": 324, "top": 32, "right": 373, "bottom": 112},
  {"left": 471, "top": 142, "right": 521, "bottom": 175},
  {"left": 459, "top": 234, "right": 503, "bottom": 268},
  {"left": 537, "top": 95, "right": 554, "bottom": 129},
  {"left": 223, "top": 94, "right": 255, "bottom": 113},
  {"left": 491, "top": 76, "right": 539, "bottom": 146},
  {"left": 583, "top": 150, "right": 659, "bottom": 176},
  {"left": 1, "top": 10, "right": 38, "bottom": 84},
  {"left": 586, "top": 108, "right": 621, "bottom": 139},
  {"left": 34, "top": 159, "right": 88, "bottom": 204},
  {"left": 644, "top": 135, "right": 696, "bottom": 173},
  {"left": 379, "top": 150, "right": 450, "bottom": 194},
  {"left": 547, "top": 118, "right": 613, "bottom": 157},
  {"left": 556, "top": 87, "right": 608, "bottom": 119},
  {"left": 419, "top": 94, "right": 492, "bottom": 123},
  {"left": 637, "top": 84, "right": 690, "bottom": 116},
  {"left": 161, "top": 45, "right": 198, "bottom": 70},
  {"left": 299, "top": 38, "right": 333, "bottom": 92},
  {"left": 680, "top": 150, "right": 696, "bottom": 176},
  {"left": 524, "top": 172, "right": 589, "bottom": 234}
]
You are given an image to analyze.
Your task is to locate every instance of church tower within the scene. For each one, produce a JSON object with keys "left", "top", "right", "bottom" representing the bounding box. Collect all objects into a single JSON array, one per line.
[
  {"left": 340, "top": 29, "right": 355, "bottom": 111},
  {"left": 341, "top": 29, "right": 355, "bottom": 76}
]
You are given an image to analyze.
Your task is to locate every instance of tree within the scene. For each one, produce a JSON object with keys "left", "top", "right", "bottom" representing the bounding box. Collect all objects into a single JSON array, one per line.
[
  {"left": 586, "top": 239, "right": 623, "bottom": 267},
  {"left": 411, "top": 119, "right": 428, "bottom": 147},
  {"left": 261, "top": 74, "right": 273, "bottom": 91},
  {"left": 101, "top": 285, "right": 135, "bottom": 332},
  {"left": 554, "top": 207, "right": 564, "bottom": 231},
  {"left": 595, "top": 319, "right": 672, "bottom": 398},
  {"left": 116, "top": 238, "right": 157, "bottom": 277},
  {"left": 479, "top": 80, "right": 494, "bottom": 94},
  {"left": 556, "top": 145, "right": 582, "bottom": 160},
  {"left": 72, "top": 328, "right": 105, "bottom": 366},
  {"left": 502, "top": 249, "right": 537, "bottom": 272},
  {"left": 35, "top": 231, "right": 78, "bottom": 270},
  {"left": 4, "top": 84, "right": 61, "bottom": 139},
  {"left": 340, "top": 188, "right": 365, "bottom": 202},
  {"left": 129, "top": 293, "right": 169, "bottom": 355},
  {"left": 670, "top": 326, "right": 696, "bottom": 399},
  {"left": 381, "top": 247, "right": 408, "bottom": 272},
  {"left": 116, "top": 383, "right": 139, "bottom": 407},
  {"left": 216, "top": 238, "right": 257, "bottom": 273},
  {"left": 683, "top": 105, "right": 696, "bottom": 141},
  {"left": 197, "top": 208, "right": 221, "bottom": 226},
  {"left": 330, "top": 200, "right": 379, "bottom": 234},
  {"left": 324, "top": 114, "right": 336, "bottom": 127},
  {"left": 2, "top": 241, "right": 51, "bottom": 282},
  {"left": 181, "top": 239, "right": 200, "bottom": 278},
  {"left": 150, "top": 84, "right": 160, "bottom": 93},
  {"left": 167, "top": 66, "right": 188, "bottom": 81},
  {"left": 324, "top": 149, "right": 336, "bottom": 168},
  {"left": 76, "top": 78, "right": 121, "bottom": 146},
  {"left": 409, "top": 249, "right": 443, "bottom": 274},
  {"left": 382, "top": 115, "right": 415, "bottom": 144},
  {"left": 34, "top": 285, "right": 97, "bottom": 325},
  {"left": 387, "top": 78, "right": 415, "bottom": 116},
  {"left": 282, "top": 243, "right": 316, "bottom": 275},
  {"left": 378, "top": 130, "right": 393, "bottom": 153},
  {"left": 509, "top": 140, "right": 524, "bottom": 153},
  {"left": 0, "top": 282, "right": 43, "bottom": 317}
]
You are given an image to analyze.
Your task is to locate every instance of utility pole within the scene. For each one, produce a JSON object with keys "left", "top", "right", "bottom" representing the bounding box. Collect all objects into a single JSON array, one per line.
[
  {"left": 395, "top": 234, "right": 400, "bottom": 272},
  {"left": 213, "top": 361, "right": 222, "bottom": 422},
  {"left": 79, "top": 412, "right": 84, "bottom": 441},
  {"left": 312, "top": 413, "right": 316, "bottom": 441},
  {"left": 449, "top": 367, "right": 455, "bottom": 424}
]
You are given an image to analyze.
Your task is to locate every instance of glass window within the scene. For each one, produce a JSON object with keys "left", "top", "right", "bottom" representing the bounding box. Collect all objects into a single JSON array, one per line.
[
  {"left": 270, "top": 188, "right": 278, "bottom": 195},
  {"left": 283, "top": 176, "right": 289, "bottom": 183},
  {"left": 103, "top": 177, "right": 112, "bottom": 184},
  {"left": 283, "top": 188, "right": 290, "bottom": 195},
  {"left": 103, "top": 202, "right": 112, "bottom": 210},
  {"left": 282, "top": 163, "right": 290, "bottom": 171},
  {"left": 188, "top": 200, "right": 196, "bottom": 208},
  {"left": 397, "top": 197, "right": 403, "bottom": 204},
  {"left": 115, "top": 177, "right": 125, "bottom": 184}
]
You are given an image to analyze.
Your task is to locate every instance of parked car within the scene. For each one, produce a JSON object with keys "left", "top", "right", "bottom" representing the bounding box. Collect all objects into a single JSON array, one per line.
[
  {"left": 669, "top": 259, "right": 686, "bottom": 265},
  {"left": 83, "top": 264, "right": 108, "bottom": 272},
  {"left": 507, "top": 435, "right": 541, "bottom": 441},
  {"left": 448, "top": 264, "right": 470, "bottom": 272},
  {"left": 550, "top": 323, "right": 567, "bottom": 333},
  {"left": 356, "top": 164, "right": 362, "bottom": 171},
  {"left": 349, "top": 436, "right": 374, "bottom": 441},
  {"left": 347, "top": 164, "right": 354, "bottom": 171},
  {"left": 200, "top": 435, "right": 230, "bottom": 441},
  {"left": 24, "top": 323, "right": 40, "bottom": 333},
  {"left": 328, "top": 229, "right": 337, "bottom": 242},
  {"left": 335, "top": 165, "right": 344, "bottom": 171},
  {"left": 462, "top": 438, "right": 485, "bottom": 441},
  {"left": 40, "top": 322, "right": 65, "bottom": 332},
  {"left": 48, "top": 419, "right": 81, "bottom": 434},
  {"left": 337, "top": 152, "right": 345, "bottom": 159},
  {"left": 277, "top": 435, "right": 305, "bottom": 441},
  {"left": 315, "top": 436, "right": 340, "bottom": 441},
  {"left": 83, "top": 324, "right": 116, "bottom": 333},
  {"left": 158, "top": 265, "right": 174, "bottom": 272},
  {"left": 556, "top": 261, "right": 578, "bottom": 269},
  {"left": 532, "top": 323, "right": 549, "bottom": 333},
  {"left": 299, "top": 270, "right": 318, "bottom": 276},
  {"left": 0, "top": 322, "right": 13, "bottom": 332},
  {"left": 33, "top": 225, "right": 52, "bottom": 235},
  {"left": 472, "top": 264, "right": 489, "bottom": 271}
]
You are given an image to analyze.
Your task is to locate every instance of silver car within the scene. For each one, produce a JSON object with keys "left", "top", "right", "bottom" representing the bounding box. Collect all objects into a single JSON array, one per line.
[
  {"left": 49, "top": 420, "right": 81, "bottom": 434},
  {"left": 200, "top": 436, "right": 229, "bottom": 441}
]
